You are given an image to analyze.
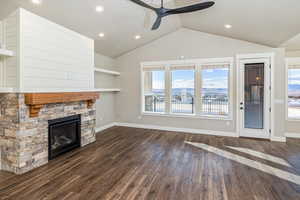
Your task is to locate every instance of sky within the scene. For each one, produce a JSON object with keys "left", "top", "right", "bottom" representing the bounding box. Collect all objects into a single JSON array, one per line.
[
  {"left": 151, "top": 68, "right": 229, "bottom": 90},
  {"left": 288, "top": 69, "right": 300, "bottom": 86}
]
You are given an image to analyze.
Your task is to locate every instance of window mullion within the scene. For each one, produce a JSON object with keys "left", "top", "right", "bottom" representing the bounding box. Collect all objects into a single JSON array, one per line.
[
  {"left": 165, "top": 65, "right": 171, "bottom": 114},
  {"left": 228, "top": 62, "right": 232, "bottom": 119},
  {"left": 195, "top": 64, "right": 202, "bottom": 115}
]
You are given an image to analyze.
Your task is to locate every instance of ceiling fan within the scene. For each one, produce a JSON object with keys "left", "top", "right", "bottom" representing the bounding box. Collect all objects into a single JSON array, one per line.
[{"left": 129, "top": 0, "right": 215, "bottom": 30}]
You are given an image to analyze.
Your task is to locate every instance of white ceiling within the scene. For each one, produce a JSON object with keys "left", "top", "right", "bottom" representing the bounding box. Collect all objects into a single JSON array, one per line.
[
  {"left": 0, "top": 0, "right": 300, "bottom": 57},
  {"left": 178, "top": 0, "right": 300, "bottom": 49}
]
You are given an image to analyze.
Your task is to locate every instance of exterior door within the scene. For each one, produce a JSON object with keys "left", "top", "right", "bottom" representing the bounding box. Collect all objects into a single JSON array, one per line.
[{"left": 239, "top": 58, "right": 271, "bottom": 139}]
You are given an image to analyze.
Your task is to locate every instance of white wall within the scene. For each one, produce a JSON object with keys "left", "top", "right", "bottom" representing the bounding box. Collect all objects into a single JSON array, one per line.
[
  {"left": 0, "top": 20, "right": 3, "bottom": 87},
  {"left": 286, "top": 51, "right": 300, "bottom": 57},
  {"left": 2, "top": 10, "right": 19, "bottom": 88},
  {"left": 20, "top": 9, "right": 94, "bottom": 90},
  {"left": 115, "top": 28, "right": 286, "bottom": 138},
  {"left": 0, "top": 8, "right": 94, "bottom": 90},
  {"left": 94, "top": 53, "right": 118, "bottom": 128}
]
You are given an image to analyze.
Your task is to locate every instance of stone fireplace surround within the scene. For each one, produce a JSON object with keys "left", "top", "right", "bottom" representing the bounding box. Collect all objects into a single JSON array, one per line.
[{"left": 0, "top": 92, "right": 99, "bottom": 174}]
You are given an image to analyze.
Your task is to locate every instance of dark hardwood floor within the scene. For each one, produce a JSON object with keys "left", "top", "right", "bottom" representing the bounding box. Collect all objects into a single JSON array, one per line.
[{"left": 0, "top": 126, "right": 300, "bottom": 200}]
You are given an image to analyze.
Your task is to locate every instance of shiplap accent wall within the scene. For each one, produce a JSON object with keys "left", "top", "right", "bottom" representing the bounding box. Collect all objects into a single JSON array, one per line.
[
  {"left": 0, "top": 20, "right": 3, "bottom": 87},
  {"left": 3, "top": 10, "right": 19, "bottom": 88},
  {"left": 0, "top": 8, "right": 94, "bottom": 90},
  {"left": 20, "top": 9, "right": 94, "bottom": 89}
]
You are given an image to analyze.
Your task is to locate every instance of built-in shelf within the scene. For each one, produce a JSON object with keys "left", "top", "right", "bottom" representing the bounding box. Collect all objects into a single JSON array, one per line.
[
  {"left": 95, "top": 88, "right": 121, "bottom": 92},
  {"left": 0, "top": 88, "right": 120, "bottom": 93},
  {"left": 0, "top": 49, "right": 14, "bottom": 57},
  {"left": 94, "top": 67, "right": 120, "bottom": 76}
]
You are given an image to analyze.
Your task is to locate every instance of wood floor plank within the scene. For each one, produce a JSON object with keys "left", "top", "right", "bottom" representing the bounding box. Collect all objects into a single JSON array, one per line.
[{"left": 0, "top": 127, "right": 300, "bottom": 200}]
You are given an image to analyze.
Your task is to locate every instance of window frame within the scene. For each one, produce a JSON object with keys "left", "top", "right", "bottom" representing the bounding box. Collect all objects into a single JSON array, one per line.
[
  {"left": 170, "top": 64, "right": 196, "bottom": 115},
  {"left": 286, "top": 58, "right": 300, "bottom": 121},
  {"left": 140, "top": 57, "right": 234, "bottom": 120},
  {"left": 141, "top": 65, "right": 166, "bottom": 114}
]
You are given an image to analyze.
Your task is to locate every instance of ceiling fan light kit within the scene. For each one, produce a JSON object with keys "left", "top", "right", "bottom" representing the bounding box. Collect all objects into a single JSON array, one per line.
[{"left": 129, "top": 0, "right": 215, "bottom": 30}]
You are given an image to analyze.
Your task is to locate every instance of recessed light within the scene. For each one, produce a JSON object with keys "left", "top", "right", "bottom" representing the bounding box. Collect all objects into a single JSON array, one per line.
[
  {"left": 96, "top": 6, "right": 104, "bottom": 12},
  {"left": 135, "top": 35, "right": 141, "bottom": 40},
  {"left": 31, "top": 0, "right": 42, "bottom": 4},
  {"left": 98, "top": 33, "right": 105, "bottom": 37},
  {"left": 224, "top": 24, "right": 232, "bottom": 29}
]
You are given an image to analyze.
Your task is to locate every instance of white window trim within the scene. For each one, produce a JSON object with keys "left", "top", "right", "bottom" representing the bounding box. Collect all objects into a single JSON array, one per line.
[
  {"left": 169, "top": 65, "right": 196, "bottom": 115},
  {"left": 140, "top": 57, "right": 234, "bottom": 120},
  {"left": 286, "top": 57, "right": 300, "bottom": 121}
]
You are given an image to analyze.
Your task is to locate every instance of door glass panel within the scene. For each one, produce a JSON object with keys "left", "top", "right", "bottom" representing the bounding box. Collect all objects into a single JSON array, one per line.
[{"left": 244, "top": 63, "right": 264, "bottom": 129}]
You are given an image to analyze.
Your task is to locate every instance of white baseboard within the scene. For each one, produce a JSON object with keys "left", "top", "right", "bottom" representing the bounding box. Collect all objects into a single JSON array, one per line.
[
  {"left": 95, "top": 122, "right": 117, "bottom": 133},
  {"left": 285, "top": 132, "right": 300, "bottom": 139},
  {"left": 115, "top": 122, "right": 238, "bottom": 138},
  {"left": 94, "top": 122, "right": 287, "bottom": 142},
  {"left": 271, "top": 136, "right": 286, "bottom": 142}
]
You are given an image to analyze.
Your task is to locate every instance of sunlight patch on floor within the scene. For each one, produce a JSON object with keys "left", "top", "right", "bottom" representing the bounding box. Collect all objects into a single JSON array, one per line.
[
  {"left": 226, "top": 146, "right": 292, "bottom": 167},
  {"left": 185, "top": 141, "right": 300, "bottom": 185}
]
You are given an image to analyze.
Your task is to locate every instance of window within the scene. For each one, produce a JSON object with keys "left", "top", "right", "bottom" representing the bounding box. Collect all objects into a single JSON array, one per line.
[
  {"left": 143, "top": 67, "right": 165, "bottom": 113},
  {"left": 171, "top": 66, "right": 195, "bottom": 114},
  {"left": 287, "top": 62, "right": 300, "bottom": 119},
  {"left": 200, "top": 64, "right": 229, "bottom": 117},
  {"left": 141, "top": 58, "right": 232, "bottom": 119}
]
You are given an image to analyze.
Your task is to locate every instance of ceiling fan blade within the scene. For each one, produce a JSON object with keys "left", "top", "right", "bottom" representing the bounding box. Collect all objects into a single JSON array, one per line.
[
  {"left": 129, "top": 0, "right": 157, "bottom": 11},
  {"left": 144, "top": 9, "right": 156, "bottom": 29},
  {"left": 152, "top": 16, "right": 162, "bottom": 30},
  {"left": 166, "top": 1, "right": 215, "bottom": 15}
]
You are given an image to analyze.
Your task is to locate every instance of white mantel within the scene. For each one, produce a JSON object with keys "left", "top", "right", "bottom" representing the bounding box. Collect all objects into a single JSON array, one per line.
[{"left": 0, "top": 87, "right": 120, "bottom": 93}]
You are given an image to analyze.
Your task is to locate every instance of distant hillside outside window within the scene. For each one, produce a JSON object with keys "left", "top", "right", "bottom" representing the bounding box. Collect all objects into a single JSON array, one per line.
[
  {"left": 201, "top": 65, "right": 229, "bottom": 116},
  {"left": 141, "top": 58, "right": 232, "bottom": 118},
  {"left": 171, "top": 68, "right": 195, "bottom": 114},
  {"left": 143, "top": 69, "right": 165, "bottom": 113}
]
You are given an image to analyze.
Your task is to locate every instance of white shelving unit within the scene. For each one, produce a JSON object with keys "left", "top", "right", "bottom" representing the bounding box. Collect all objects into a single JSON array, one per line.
[
  {"left": 0, "top": 49, "right": 14, "bottom": 57},
  {"left": 94, "top": 67, "right": 120, "bottom": 92},
  {"left": 94, "top": 88, "right": 121, "bottom": 92},
  {"left": 0, "top": 88, "right": 121, "bottom": 93},
  {"left": 94, "top": 67, "right": 120, "bottom": 76}
]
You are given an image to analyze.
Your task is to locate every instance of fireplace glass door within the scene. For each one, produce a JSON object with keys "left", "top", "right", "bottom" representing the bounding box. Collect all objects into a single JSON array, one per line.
[{"left": 48, "top": 114, "right": 81, "bottom": 160}]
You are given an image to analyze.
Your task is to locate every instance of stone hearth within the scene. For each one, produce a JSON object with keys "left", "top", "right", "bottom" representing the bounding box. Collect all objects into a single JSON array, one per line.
[{"left": 0, "top": 93, "right": 97, "bottom": 174}]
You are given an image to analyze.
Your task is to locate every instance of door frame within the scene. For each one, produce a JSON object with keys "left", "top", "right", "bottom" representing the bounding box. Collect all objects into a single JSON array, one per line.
[{"left": 236, "top": 53, "right": 275, "bottom": 140}]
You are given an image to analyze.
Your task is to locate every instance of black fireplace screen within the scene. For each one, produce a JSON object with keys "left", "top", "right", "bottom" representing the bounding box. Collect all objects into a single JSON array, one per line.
[{"left": 48, "top": 114, "right": 81, "bottom": 160}]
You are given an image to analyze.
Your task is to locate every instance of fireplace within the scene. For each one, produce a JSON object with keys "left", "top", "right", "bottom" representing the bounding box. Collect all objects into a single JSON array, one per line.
[{"left": 48, "top": 114, "right": 81, "bottom": 160}]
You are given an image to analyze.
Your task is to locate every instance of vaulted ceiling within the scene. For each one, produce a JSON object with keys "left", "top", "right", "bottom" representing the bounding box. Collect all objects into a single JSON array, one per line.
[{"left": 0, "top": 0, "right": 300, "bottom": 58}]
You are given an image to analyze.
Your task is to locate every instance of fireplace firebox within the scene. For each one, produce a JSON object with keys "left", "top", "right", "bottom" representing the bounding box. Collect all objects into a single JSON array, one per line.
[{"left": 48, "top": 114, "right": 81, "bottom": 160}]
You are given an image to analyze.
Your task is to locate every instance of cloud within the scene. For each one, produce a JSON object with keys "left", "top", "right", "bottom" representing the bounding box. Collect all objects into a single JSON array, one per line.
[
  {"left": 289, "top": 74, "right": 300, "bottom": 79},
  {"left": 152, "top": 80, "right": 165, "bottom": 89},
  {"left": 204, "top": 68, "right": 228, "bottom": 72},
  {"left": 172, "top": 79, "right": 195, "bottom": 88},
  {"left": 289, "top": 80, "right": 300, "bottom": 85},
  {"left": 152, "top": 77, "right": 228, "bottom": 89},
  {"left": 203, "top": 78, "right": 228, "bottom": 89}
]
